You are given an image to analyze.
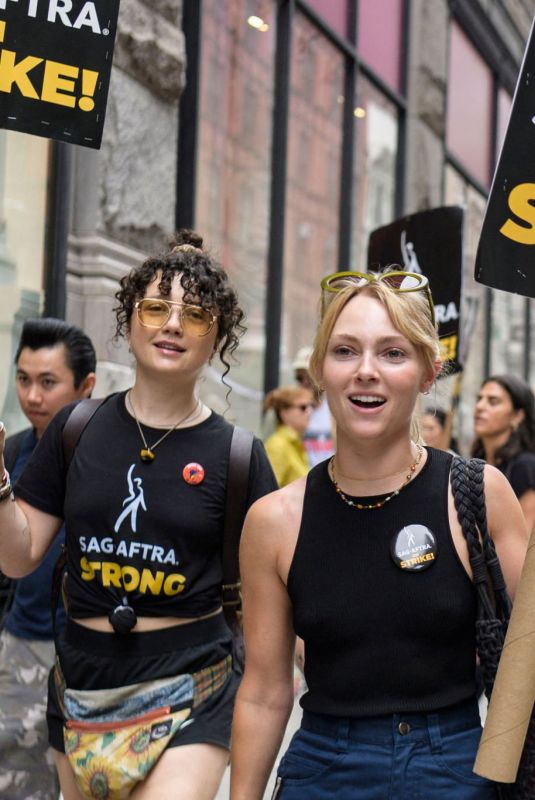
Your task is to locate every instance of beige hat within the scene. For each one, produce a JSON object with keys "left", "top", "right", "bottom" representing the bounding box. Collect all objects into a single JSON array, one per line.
[{"left": 292, "top": 346, "right": 313, "bottom": 371}]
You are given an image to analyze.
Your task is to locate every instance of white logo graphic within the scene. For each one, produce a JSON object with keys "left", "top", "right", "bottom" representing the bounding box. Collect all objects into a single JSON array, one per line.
[
  {"left": 406, "top": 529, "right": 416, "bottom": 548},
  {"left": 114, "top": 464, "right": 147, "bottom": 534},
  {"left": 400, "top": 230, "right": 422, "bottom": 274}
]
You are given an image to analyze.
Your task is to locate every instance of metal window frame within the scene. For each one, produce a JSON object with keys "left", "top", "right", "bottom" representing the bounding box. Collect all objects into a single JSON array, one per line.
[
  {"left": 177, "top": 0, "right": 410, "bottom": 396},
  {"left": 43, "top": 141, "right": 72, "bottom": 319}
]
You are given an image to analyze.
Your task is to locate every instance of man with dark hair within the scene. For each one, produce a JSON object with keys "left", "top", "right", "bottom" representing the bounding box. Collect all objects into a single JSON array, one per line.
[{"left": 0, "top": 317, "right": 96, "bottom": 800}]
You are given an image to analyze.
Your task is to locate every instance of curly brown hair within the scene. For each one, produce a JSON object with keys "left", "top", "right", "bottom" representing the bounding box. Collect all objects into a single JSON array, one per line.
[{"left": 114, "top": 230, "right": 246, "bottom": 380}]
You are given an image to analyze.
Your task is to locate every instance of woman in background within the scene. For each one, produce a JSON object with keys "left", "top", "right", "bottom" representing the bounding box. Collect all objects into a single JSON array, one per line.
[
  {"left": 472, "top": 374, "right": 535, "bottom": 533},
  {"left": 263, "top": 386, "right": 314, "bottom": 488},
  {"left": 421, "top": 407, "right": 459, "bottom": 454}
]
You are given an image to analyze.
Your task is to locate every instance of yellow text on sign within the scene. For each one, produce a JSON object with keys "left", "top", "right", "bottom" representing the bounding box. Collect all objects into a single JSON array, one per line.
[
  {"left": 0, "top": 23, "right": 98, "bottom": 111},
  {"left": 500, "top": 183, "right": 535, "bottom": 245},
  {"left": 439, "top": 335, "right": 458, "bottom": 363}
]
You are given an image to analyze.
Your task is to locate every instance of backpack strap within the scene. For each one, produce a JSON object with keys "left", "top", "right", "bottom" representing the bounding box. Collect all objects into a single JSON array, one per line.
[
  {"left": 62, "top": 397, "right": 106, "bottom": 466},
  {"left": 51, "top": 397, "right": 106, "bottom": 636},
  {"left": 222, "top": 426, "right": 254, "bottom": 626}
]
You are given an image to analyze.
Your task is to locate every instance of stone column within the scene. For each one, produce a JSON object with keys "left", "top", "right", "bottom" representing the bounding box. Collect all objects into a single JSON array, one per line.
[{"left": 66, "top": 0, "right": 185, "bottom": 395}]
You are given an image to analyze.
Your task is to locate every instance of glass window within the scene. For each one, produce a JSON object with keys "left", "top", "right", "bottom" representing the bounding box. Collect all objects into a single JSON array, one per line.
[
  {"left": 304, "top": 0, "right": 349, "bottom": 39},
  {"left": 195, "top": 0, "right": 275, "bottom": 430},
  {"left": 444, "top": 164, "right": 488, "bottom": 451},
  {"left": 495, "top": 87, "right": 512, "bottom": 162},
  {"left": 0, "top": 131, "right": 48, "bottom": 434},
  {"left": 484, "top": 83, "right": 526, "bottom": 382},
  {"left": 281, "top": 11, "right": 344, "bottom": 379},
  {"left": 446, "top": 22, "right": 493, "bottom": 187},
  {"left": 351, "top": 77, "right": 398, "bottom": 268},
  {"left": 357, "top": 0, "right": 404, "bottom": 93}
]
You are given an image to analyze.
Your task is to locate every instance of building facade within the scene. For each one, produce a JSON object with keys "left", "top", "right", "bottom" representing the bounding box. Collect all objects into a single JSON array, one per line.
[{"left": 1, "top": 0, "right": 534, "bottom": 446}]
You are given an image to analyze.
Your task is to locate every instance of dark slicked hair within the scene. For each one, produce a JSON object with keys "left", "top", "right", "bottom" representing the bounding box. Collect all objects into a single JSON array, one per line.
[{"left": 15, "top": 318, "right": 96, "bottom": 388}]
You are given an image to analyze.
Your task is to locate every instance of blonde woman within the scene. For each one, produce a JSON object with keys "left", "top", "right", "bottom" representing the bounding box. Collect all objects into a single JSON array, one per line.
[{"left": 231, "top": 270, "right": 528, "bottom": 800}]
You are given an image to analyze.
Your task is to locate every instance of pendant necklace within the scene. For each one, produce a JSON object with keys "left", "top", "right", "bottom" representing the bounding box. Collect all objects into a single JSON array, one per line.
[
  {"left": 328, "top": 445, "right": 424, "bottom": 510},
  {"left": 127, "top": 392, "right": 203, "bottom": 463}
]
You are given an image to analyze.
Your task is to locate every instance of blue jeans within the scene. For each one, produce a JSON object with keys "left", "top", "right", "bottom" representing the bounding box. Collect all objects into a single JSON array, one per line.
[{"left": 273, "top": 698, "right": 497, "bottom": 799}]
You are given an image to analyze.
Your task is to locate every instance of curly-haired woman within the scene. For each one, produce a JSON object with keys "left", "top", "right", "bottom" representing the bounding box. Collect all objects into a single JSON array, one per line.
[{"left": 0, "top": 230, "right": 277, "bottom": 800}]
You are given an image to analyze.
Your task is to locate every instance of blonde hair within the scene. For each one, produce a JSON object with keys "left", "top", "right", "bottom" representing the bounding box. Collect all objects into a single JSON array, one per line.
[
  {"left": 264, "top": 385, "right": 313, "bottom": 425},
  {"left": 309, "top": 273, "right": 441, "bottom": 440}
]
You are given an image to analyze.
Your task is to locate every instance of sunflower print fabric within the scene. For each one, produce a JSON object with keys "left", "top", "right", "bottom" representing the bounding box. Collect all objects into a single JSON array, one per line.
[
  {"left": 65, "top": 706, "right": 191, "bottom": 800},
  {"left": 57, "top": 655, "right": 232, "bottom": 800}
]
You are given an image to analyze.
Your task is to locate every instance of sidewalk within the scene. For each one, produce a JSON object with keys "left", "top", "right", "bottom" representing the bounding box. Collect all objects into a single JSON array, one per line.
[{"left": 215, "top": 695, "right": 302, "bottom": 800}]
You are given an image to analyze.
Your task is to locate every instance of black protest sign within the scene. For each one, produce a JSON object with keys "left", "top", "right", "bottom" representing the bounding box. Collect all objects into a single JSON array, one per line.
[
  {"left": 367, "top": 206, "right": 464, "bottom": 367},
  {"left": 0, "top": 0, "right": 120, "bottom": 149},
  {"left": 475, "top": 19, "right": 535, "bottom": 297}
]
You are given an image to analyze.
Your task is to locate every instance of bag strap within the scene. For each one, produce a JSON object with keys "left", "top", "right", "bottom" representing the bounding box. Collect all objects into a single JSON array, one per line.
[
  {"left": 62, "top": 397, "right": 106, "bottom": 466},
  {"left": 450, "top": 456, "right": 512, "bottom": 618},
  {"left": 450, "top": 455, "right": 512, "bottom": 698},
  {"left": 222, "top": 425, "right": 254, "bottom": 626},
  {"left": 51, "top": 397, "right": 106, "bottom": 634}
]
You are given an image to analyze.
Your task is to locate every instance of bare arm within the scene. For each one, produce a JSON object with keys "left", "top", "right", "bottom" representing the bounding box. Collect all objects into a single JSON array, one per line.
[
  {"left": 484, "top": 464, "right": 530, "bottom": 599},
  {"left": 518, "top": 488, "right": 535, "bottom": 538},
  {"left": 230, "top": 490, "right": 298, "bottom": 800},
  {"left": 0, "top": 424, "right": 62, "bottom": 577}
]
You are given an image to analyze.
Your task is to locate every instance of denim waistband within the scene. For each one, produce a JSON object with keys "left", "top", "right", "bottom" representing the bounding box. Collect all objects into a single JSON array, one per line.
[
  {"left": 301, "top": 696, "right": 481, "bottom": 743},
  {"left": 64, "top": 612, "right": 229, "bottom": 656}
]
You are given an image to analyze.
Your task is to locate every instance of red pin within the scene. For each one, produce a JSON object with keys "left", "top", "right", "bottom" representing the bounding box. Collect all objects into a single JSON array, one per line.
[{"left": 182, "top": 462, "right": 205, "bottom": 485}]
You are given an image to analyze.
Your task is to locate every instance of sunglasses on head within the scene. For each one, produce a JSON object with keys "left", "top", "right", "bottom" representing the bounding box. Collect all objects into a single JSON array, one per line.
[
  {"left": 320, "top": 270, "right": 435, "bottom": 327},
  {"left": 135, "top": 298, "right": 217, "bottom": 336}
]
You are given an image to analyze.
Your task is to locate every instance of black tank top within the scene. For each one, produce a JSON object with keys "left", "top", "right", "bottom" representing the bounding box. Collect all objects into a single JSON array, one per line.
[{"left": 288, "top": 447, "right": 477, "bottom": 717}]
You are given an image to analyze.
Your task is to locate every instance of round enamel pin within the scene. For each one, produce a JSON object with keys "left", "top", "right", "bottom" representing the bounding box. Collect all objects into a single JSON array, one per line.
[
  {"left": 391, "top": 524, "right": 438, "bottom": 572},
  {"left": 182, "top": 462, "right": 205, "bottom": 485}
]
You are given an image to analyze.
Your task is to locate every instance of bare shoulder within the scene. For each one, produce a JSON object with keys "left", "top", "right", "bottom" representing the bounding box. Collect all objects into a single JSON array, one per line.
[
  {"left": 241, "top": 476, "right": 307, "bottom": 580},
  {"left": 483, "top": 462, "right": 512, "bottom": 489},
  {"left": 244, "top": 476, "right": 306, "bottom": 538},
  {"left": 483, "top": 463, "right": 519, "bottom": 508}
]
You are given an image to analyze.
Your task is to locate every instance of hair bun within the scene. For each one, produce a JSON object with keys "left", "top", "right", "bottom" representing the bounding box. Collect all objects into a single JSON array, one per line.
[{"left": 170, "top": 228, "right": 204, "bottom": 251}]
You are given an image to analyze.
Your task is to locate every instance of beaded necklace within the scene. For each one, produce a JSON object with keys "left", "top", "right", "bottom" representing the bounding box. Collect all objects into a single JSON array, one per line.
[{"left": 328, "top": 445, "right": 424, "bottom": 510}]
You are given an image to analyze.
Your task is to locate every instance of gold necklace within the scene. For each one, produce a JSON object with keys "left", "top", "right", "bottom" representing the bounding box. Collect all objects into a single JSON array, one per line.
[
  {"left": 328, "top": 445, "right": 424, "bottom": 510},
  {"left": 128, "top": 392, "right": 202, "bottom": 463}
]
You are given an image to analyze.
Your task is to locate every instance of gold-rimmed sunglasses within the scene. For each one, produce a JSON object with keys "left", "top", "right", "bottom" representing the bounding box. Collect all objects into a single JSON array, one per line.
[
  {"left": 320, "top": 270, "right": 436, "bottom": 327},
  {"left": 135, "top": 298, "right": 217, "bottom": 336}
]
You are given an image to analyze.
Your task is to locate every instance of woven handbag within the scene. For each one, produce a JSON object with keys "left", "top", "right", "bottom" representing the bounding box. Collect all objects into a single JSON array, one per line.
[{"left": 450, "top": 456, "right": 535, "bottom": 800}]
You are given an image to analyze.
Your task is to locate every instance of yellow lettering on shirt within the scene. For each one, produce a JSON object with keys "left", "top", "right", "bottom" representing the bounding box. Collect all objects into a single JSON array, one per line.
[{"left": 78, "top": 559, "right": 187, "bottom": 596}]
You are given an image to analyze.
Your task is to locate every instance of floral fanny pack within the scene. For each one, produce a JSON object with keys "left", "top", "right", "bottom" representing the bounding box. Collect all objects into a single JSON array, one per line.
[{"left": 54, "top": 654, "right": 232, "bottom": 800}]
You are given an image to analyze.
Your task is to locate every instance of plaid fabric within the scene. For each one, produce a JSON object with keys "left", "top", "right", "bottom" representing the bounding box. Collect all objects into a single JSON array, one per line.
[{"left": 192, "top": 654, "right": 232, "bottom": 708}]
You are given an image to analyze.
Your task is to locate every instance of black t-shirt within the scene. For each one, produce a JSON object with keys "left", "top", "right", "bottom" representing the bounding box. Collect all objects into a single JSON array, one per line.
[
  {"left": 500, "top": 451, "right": 535, "bottom": 499},
  {"left": 15, "top": 393, "right": 277, "bottom": 619}
]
